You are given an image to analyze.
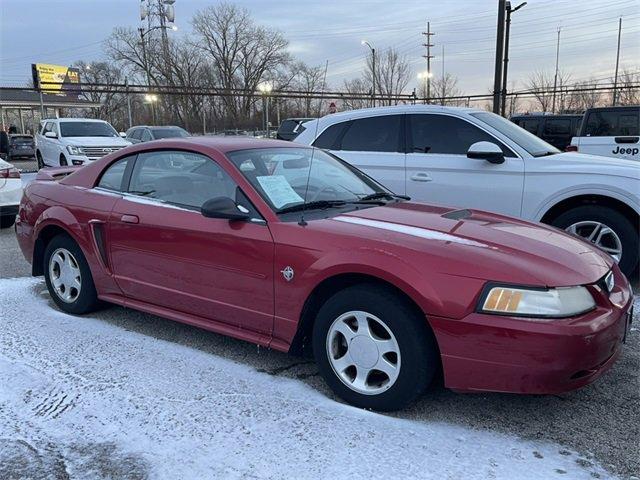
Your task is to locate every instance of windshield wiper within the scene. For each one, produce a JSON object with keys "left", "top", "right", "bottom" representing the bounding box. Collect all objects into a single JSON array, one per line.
[
  {"left": 359, "top": 192, "right": 411, "bottom": 201},
  {"left": 278, "top": 200, "right": 347, "bottom": 214}
]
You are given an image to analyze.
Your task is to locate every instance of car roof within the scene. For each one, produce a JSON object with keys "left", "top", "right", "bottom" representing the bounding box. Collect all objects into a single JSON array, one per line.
[
  {"left": 43, "top": 118, "right": 110, "bottom": 123},
  {"left": 136, "top": 136, "right": 308, "bottom": 153},
  {"left": 323, "top": 104, "right": 482, "bottom": 122},
  {"left": 129, "top": 125, "right": 184, "bottom": 129}
]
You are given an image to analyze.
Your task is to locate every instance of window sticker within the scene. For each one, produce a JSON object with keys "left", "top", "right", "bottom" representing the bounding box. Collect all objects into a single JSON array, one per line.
[{"left": 256, "top": 175, "right": 303, "bottom": 209}]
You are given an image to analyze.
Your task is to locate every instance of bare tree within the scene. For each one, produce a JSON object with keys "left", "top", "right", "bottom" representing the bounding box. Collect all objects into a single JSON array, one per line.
[
  {"left": 613, "top": 69, "right": 640, "bottom": 106},
  {"left": 191, "top": 2, "right": 290, "bottom": 126},
  {"left": 341, "top": 78, "right": 371, "bottom": 110},
  {"left": 364, "top": 48, "right": 410, "bottom": 105},
  {"left": 291, "top": 62, "right": 325, "bottom": 116},
  {"left": 526, "top": 69, "right": 573, "bottom": 113},
  {"left": 428, "top": 73, "right": 462, "bottom": 105}
]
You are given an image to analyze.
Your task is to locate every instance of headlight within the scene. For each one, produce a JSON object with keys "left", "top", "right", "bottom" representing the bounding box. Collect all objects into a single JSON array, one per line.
[
  {"left": 479, "top": 284, "right": 595, "bottom": 319},
  {"left": 67, "top": 145, "right": 82, "bottom": 155}
]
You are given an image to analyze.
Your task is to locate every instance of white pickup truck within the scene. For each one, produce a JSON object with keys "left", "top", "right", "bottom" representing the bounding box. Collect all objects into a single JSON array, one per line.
[
  {"left": 36, "top": 118, "right": 131, "bottom": 168},
  {"left": 569, "top": 106, "right": 639, "bottom": 160}
]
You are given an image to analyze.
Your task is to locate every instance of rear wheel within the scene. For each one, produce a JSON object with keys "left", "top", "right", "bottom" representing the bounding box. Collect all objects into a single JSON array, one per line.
[
  {"left": 552, "top": 205, "right": 639, "bottom": 277},
  {"left": 44, "top": 234, "right": 101, "bottom": 314},
  {"left": 313, "top": 284, "right": 438, "bottom": 411}
]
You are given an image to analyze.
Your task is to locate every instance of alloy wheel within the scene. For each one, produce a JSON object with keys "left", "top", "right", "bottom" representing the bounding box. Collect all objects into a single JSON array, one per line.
[
  {"left": 326, "top": 310, "right": 401, "bottom": 395},
  {"left": 566, "top": 221, "right": 623, "bottom": 262},
  {"left": 49, "top": 248, "right": 82, "bottom": 303}
]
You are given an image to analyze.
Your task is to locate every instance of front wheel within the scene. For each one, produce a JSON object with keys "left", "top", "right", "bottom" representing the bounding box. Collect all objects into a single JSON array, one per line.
[
  {"left": 552, "top": 205, "right": 639, "bottom": 278},
  {"left": 313, "top": 284, "right": 438, "bottom": 411},
  {"left": 36, "top": 151, "right": 44, "bottom": 170},
  {"left": 44, "top": 234, "right": 101, "bottom": 314}
]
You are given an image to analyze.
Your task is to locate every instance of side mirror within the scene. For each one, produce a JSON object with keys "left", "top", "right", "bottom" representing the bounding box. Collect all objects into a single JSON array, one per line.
[
  {"left": 44, "top": 131, "right": 58, "bottom": 139},
  {"left": 201, "top": 197, "right": 250, "bottom": 221},
  {"left": 119, "top": 132, "right": 127, "bottom": 138},
  {"left": 467, "top": 141, "right": 505, "bottom": 164}
]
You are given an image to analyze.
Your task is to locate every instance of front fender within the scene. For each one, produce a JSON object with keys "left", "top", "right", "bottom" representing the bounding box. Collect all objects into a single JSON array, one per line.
[{"left": 529, "top": 185, "right": 640, "bottom": 222}]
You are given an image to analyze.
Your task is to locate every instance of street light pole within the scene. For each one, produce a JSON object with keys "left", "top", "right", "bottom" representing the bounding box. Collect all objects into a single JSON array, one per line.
[
  {"left": 492, "top": 0, "right": 507, "bottom": 114},
  {"left": 362, "top": 41, "right": 376, "bottom": 107},
  {"left": 612, "top": 17, "right": 622, "bottom": 106},
  {"left": 501, "top": 2, "right": 527, "bottom": 117},
  {"left": 551, "top": 27, "right": 561, "bottom": 113},
  {"left": 138, "top": 27, "right": 156, "bottom": 124}
]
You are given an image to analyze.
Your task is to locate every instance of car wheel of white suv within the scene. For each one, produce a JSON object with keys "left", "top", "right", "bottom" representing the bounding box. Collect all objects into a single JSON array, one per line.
[{"left": 553, "top": 205, "right": 639, "bottom": 278}]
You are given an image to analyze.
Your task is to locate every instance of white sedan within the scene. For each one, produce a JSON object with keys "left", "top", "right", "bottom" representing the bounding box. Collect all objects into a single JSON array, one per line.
[
  {"left": 295, "top": 105, "right": 640, "bottom": 277},
  {"left": 0, "top": 158, "right": 22, "bottom": 229}
]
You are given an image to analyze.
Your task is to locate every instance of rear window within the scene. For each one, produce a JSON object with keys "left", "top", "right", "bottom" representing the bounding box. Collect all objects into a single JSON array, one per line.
[
  {"left": 543, "top": 118, "right": 572, "bottom": 135},
  {"left": 152, "top": 128, "right": 188, "bottom": 139},
  {"left": 518, "top": 118, "right": 540, "bottom": 134},
  {"left": 10, "top": 136, "right": 33, "bottom": 144},
  {"left": 584, "top": 110, "right": 639, "bottom": 136}
]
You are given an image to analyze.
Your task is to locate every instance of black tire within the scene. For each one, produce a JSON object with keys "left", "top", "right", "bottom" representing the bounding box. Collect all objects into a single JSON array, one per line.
[
  {"left": 551, "top": 205, "right": 639, "bottom": 278},
  {"left": 59, "top": 154, "right": 68, "bottom": 166},
  {"left": 0, "top": 215, "right": 15, "bottom": 229},
  {"left": 312, "top": 284, "right": 438, "bottom": 411},
  {"left": 36, "top": 151, "right": 44, "bottom": 169},
  {"left": 43, "top": 233, "right": 101, "bottom": 315}
]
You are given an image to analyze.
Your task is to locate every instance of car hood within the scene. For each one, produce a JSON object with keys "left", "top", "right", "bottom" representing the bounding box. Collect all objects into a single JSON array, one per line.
[
  {"left": 529, "top": 152, "right": 640, "bottom": 179},
  {"left": 325, "top": 202, "right": 613, "bottom": 287},
  {"left": 63, "top": 137, "right": 131, "bottom": 147}
]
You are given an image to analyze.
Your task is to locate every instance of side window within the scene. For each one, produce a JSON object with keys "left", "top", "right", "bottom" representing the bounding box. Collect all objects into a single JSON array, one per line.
[
  {"left": 313, "top": 122, "right": 349, "bottom": 149},
  {"left": 409, "top": 114, "right": 516, "bottom": 157},
  {"left": 97, "top": 156, "right": 132, "bottom": 191},
  {"left": 619, "top": 113, "right": 639, "bottom": 136},
  {"left": 585, "top": 111, "right": 618, "bottom": 136},
  {"left": 141, "top": 129, "right": 153, "bottom": 141},
  {"left": 543, "top": 118, "right": 571, "bottom": 135},
  {"left": 128, "top": 129, "right": 140, "bottom": 140},
  {"left": 520, "top": 119, "right": 539, "bottom": 134},
  {"left": 128, "top": 150, "right": 238, "bottom": 210},
  {"left": 42, "top": 122, "right": 53, "bottom": 135},
  {"left": 339, "top": 115, "right": 402, "bottom": 152}
]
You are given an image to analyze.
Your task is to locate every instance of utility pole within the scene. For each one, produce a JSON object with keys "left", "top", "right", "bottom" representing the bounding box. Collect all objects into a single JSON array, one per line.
[
  {"left": 125, "top": 78, "right": 132, "bottom": 128},
  {"left": 441, "top": 44, "right": 445, "bottom": 105},
  {"left": 493, "top": 0, "right": 507, "bottom": 114},
  {"left": 361, "top": 41, "right": 376, "bottom": 107},
  {"left": 551, "top": 27, "right": 561, "bottom": 113},
  {"left": 422, "top": 21, "right": 435, "bottom": 103},
  {"left": 612, "top": 17, "right": 622, "bottom": 106},
  {"left": 501, "top": 2, "right": 527, "bottom": 117}
]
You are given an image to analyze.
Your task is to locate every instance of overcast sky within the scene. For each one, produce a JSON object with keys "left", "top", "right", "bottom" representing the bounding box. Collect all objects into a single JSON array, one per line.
[{"left": 1, "top": 0, "right": 639, "bottom": 94}]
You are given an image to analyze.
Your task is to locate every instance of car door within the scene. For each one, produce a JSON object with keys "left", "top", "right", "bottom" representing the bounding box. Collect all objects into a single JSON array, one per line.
[
  {"left": 580, "top": 108, "right": 640, "bottom": 160},
  {"left": 107, "top": 149, "right": 275, "bottom": 334},
  {"left": 39, "top": 122, "right": 56, "bottom": 165},
  {"left": 314, "top": 115, "right": 406, "bottom": 195},
  {"left": 405, "top": 113, "right": 525, "bottom": 217}
]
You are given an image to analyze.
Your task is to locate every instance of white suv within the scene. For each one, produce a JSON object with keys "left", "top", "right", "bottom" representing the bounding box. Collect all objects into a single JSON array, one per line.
[
  {"left": 36, "top": 118, "right": 131, "bottom": 168},
  {"left": 569, "top": 106, "right": 639, "bottom": 160},
  {"left": 295, "top": 105, "right": 640, "bottom": 277}
]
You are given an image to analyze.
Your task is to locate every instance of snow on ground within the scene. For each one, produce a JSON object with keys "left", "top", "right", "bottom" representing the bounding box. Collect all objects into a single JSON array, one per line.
[{"left": 0, "top": 277, "right": 617, "bottom": 480}]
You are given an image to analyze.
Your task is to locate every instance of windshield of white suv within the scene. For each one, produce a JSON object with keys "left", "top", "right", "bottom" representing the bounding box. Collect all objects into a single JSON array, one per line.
[
  {"left": 472, "top": 112, "right": 560, "bottom": 157},
  {"left": 59, "top": 122, "right": 119, "bottom": 138},
  {"left": 227, "top": 147, "right": 394, "bottom": 213}
]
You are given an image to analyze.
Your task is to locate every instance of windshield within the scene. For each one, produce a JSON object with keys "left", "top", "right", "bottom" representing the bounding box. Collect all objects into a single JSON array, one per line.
[
  {"left": 60, "top": 121, "right": 119, "bottom": 138},
  {"left": 471, "top": 112, "right": 560, "bottom": 157},
  {"left": 226, "top": 147, "right": 387, "bottom": 212},
  {"left": 152, "top": 128, "right": 189, "bottom": 139}
]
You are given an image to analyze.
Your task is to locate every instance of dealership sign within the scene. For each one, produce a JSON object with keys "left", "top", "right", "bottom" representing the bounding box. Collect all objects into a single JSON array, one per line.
[{"left": 31, "top": 63, "right": 82, "bottom": 96}]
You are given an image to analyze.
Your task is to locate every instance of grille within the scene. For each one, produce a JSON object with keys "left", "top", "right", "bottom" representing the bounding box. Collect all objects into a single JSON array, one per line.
[{"left": 79, "top": 145, "right": 126, "bottom": 158}]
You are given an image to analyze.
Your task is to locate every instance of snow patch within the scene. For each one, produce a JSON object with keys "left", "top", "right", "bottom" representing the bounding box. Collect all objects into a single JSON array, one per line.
[{"left": 0, "top": 277, "right": 618, "bottom": 479}]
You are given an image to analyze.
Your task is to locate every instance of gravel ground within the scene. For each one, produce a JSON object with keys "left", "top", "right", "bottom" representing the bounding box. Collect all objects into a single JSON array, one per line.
[{"left": 0, "top": 226, "right": 638, "bottom": 479}]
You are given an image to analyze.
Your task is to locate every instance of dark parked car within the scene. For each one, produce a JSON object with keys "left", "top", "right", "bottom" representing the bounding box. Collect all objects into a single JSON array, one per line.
[
  {"left": 7, "top": 134, "right": 36, "bottom": 161},
  {"left": 276, "top": 118, "right": 314, "bottom": 141},
  {"left": 126, "top": 125, "right": 189, "bottom": 144},
  {"left": 511, "top": 114, "right": 582, "bottom": 151}
]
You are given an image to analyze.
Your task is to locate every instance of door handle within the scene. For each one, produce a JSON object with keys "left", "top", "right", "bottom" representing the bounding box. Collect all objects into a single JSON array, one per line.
[
  {"left": 120, "top": 214, "right": 139, "bottom": 224},
  {"left": 410, "top": 172, "right": 433, "bottom": 182}
]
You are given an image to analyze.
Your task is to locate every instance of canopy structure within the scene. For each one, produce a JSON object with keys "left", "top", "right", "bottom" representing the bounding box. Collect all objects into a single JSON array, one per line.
[{"left": 0, "top": 88, "right": 101, "bottom": 133}]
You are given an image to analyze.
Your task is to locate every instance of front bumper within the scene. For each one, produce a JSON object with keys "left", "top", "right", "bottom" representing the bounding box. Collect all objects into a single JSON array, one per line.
[{"left": 430, "top": 268, "right": 633, "bottom": 394}]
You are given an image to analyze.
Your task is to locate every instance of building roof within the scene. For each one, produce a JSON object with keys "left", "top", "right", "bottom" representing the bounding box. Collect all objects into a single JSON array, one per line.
[{"left": 0, "top": 88, "right": 101, "bottom": 109}]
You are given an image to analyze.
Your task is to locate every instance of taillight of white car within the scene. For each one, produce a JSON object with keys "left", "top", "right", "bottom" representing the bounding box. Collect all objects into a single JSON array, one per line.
[{"left": 0, "top": 167, "right": 20, "bottom": 179}]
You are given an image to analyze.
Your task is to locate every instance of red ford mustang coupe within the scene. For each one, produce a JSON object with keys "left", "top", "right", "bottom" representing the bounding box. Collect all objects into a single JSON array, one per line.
[{"left": 16, "top": 137, "right": 633, "bottom": 411}]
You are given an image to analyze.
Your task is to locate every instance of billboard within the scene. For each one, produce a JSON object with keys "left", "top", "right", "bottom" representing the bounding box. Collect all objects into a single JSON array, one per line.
[{"left": 31, "top": 63, "right": 81, "bottom": 96}]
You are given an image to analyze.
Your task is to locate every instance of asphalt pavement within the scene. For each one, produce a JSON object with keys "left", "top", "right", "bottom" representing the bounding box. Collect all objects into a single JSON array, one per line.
[{"left": 0, "top": 226, "right": 638, "bottom": 479}]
